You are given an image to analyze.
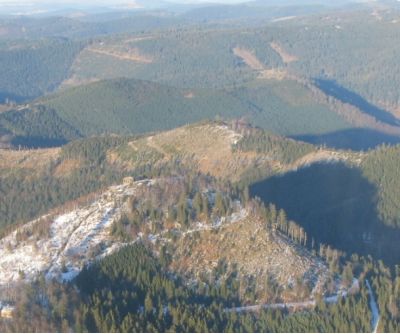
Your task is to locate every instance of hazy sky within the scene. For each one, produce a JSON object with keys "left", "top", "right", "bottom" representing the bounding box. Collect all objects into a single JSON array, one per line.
[
  {"left": 0, "top": 0, "right": 250, "bottom": 4},
  {"left": 167, "top": 0, "right": 249, "bottom": 3}
]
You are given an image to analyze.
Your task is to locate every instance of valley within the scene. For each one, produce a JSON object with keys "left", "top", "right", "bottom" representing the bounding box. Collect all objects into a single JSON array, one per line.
[{"left": 1, "top": 1, "right": 400, "bottom": 332}]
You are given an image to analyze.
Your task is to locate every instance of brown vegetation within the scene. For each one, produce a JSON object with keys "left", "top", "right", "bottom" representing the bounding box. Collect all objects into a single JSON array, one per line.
[
  {"left": 86, "top": 47, "right": 153, "bottom": 64},
  {"left": 270, "top": 42, "right": 298, "bottom": 64},
  {"left": 233, "top": 47, "right": 265, "bottom": 71},
  {"left": 53, "top": 158, "right": 81, "bottom": 178},
  {"left": 233, "top": 46, "right": 290, "bottom": 81},
  {"left": 170, "top": 213, "right": 328, "bottom": 303},
  {"left": 0, "top": 147, "right": 60, "bottom": 175}
]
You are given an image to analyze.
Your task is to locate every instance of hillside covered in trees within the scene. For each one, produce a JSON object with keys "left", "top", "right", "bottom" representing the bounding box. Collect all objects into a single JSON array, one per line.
[
  {"left": 0, "top": 77, "right": 352, "bottom": 148},
  {"left": 0, "top": 39, "right": 84, "bottom": 103},
  {"left": 1, "top": 1, "right": 400, "bottom": 332},
  {"left": 2, "top": 6, "right": 400, "bottom": 150}
]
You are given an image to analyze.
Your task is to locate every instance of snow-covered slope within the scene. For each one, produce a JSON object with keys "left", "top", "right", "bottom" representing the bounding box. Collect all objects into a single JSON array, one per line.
[
  {"left": 0, "top": 172, "right": 340, "bottom": 308},
  {"left": 0, "top": 179, "right": 151, "bottom": 286}
]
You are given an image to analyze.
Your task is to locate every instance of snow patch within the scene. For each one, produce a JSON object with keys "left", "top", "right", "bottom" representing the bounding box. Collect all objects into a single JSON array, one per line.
[
  {"left": 0, "top": 180, "right": 152, "bottom": 286},
  {"left": 366, "top": 280, "right": 380, "bottom": 333}
]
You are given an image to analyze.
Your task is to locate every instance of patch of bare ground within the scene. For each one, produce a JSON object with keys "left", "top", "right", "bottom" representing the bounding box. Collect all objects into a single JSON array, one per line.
[
  {"left": 112, "top": 124, "right": 237, "bottom": 178},
  {"left": 112, "top": 122, "right": 365, "bottom": 183},
  {"left": 271, "top": 16, "right": 297, "bottom": 23},
  {"left": 270, "top": 42, "right": 298, "bottom": 64},
  {"left": 233, "top": 47, "right": 265, "bottom": 71},
  {"left": 59, "top": 75, "right": 100, "bottom": 90},
  {"left": 58, "top": 46, "right": 99, "bottom": 89},
  {"left": 0, "top": 148, "right": 60, "bottom": 174},
  {"left": 0, "top": 104, "right": 15, "bottom": 113},
  {"left": 114, "top": 123, "right": 318, "bottom": 180},
  {"left": 170, "top": 214, "right": 330, "bottom": 303},
  {"left": 233, "top": 46, "right": 290, "bottom": 80},
  {"left": 183, "top": 91, "right": 195, "bottom": 99},
  {"left": 86, "top": 47, "right": 153, "bottom": 63},
  {"left": 259, "top": 69, "right": 288, "bottom": 81},
  {"left": 147, "top": 124, "right": 259, "bottom": 179}
]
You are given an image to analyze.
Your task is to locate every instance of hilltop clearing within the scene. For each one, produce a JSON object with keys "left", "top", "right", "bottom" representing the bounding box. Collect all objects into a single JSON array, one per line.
[
  {"left": 0, "top": 121, "right": 399, "bottom": 267},
  {"left": 110, "top": 122, "right": 360, "bottom": 182},
  {"left": 0, "top": 174, "right": 339, "bottom": 306},
  {"left": 0, "top": 121, "right": 364, "bottom": 235}
]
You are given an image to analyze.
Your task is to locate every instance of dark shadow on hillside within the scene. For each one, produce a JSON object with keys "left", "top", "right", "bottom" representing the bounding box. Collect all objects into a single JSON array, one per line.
[
  {"left": 0, "top": 91, "right": 32, "bottom": 104},
  {"left": 293, "top": 128, "right": 400, "bottom": 151},
  {"left": 315, "top": 78, "right": 400, "bottom": 127},
  {"left": 11, "top": 136, "right": 68, "bottom": 149},
  {"left": 250, "top": 162, "right": 400, "bottom": 265}
]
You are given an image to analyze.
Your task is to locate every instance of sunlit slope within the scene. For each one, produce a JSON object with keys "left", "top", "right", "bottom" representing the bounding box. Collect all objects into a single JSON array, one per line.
[{"left": 38, "top": 77, "right": 350, "bottom": 138}]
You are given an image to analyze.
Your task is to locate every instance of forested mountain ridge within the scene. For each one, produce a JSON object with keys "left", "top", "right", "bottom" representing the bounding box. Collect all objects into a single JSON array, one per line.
[
  {"left": 2, "top": 2, "right": 400, "bottom": 332},
  {"left": 0, "top": 39, "right": 85, "bottom": 103},
  {"left": 0, "top": 121, "right": 358, "bottom": 236},
  {"left": 0, "top": 122, "right": 400, "bottom": 332},
  {"left": 1, "top": 7, "right": 400, "bottom": 153},
  {"left": 1, "top": 120, "right": 397, "bottom": 257},
  {"left": 6, "top": 119, "right": 400, "bottom": 265},
  {"left": 58, "top": 8, "right": 400, "bottom": 112},
  {"left": 0, "top": 175, "right": 333, "bottom": 304},
  {"left": 0, "top": 77, "right": 352, "bottom": 148},
  {"left": 4, "top": 10, "right": 400, "bottom": 150},
  {"left": 3, "top": 73, "right": 400, "bottom": 151}
]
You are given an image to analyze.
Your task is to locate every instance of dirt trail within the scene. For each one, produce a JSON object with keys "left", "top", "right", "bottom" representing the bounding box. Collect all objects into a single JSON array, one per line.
[
  {"left": 272, "top": 148, "right": 364, "bottom": 175},
  {"left": 226, "top": 279, "right": 360, "bottom": 313},
  {"left": 87, "top": 47, "right": 153, "bottom": 63},
  {"left": 289, "top": 150, "right": 355, "bottom": 170},
  {"left": 123, "top": 36, "right": 155, "bottom": 44},
  {"left": 366, "top": 280, "right": 380, "bottom": 333},
  {"left": 146, "top": 136, "right": 170, "bottom": 158}
]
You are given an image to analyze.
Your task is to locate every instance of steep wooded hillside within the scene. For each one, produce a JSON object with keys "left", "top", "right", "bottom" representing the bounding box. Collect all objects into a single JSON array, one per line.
[
  {"left": 0, "top": 39, "right": 84, "bottom": 103},
  {"left": 0, "top": 122, "right": 326, "bottom": 234},
  {"left": 0, "top": 77, "right": 350, "bottom": 147}
]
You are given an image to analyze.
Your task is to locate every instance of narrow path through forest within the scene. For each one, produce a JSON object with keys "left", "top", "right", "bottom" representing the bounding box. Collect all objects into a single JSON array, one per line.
[
  {"left": 226, "top": 279, "right": 380, "bottom": 333},
  {"left": 366, "top": 280, "right": 380, "bottom": 333}
]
